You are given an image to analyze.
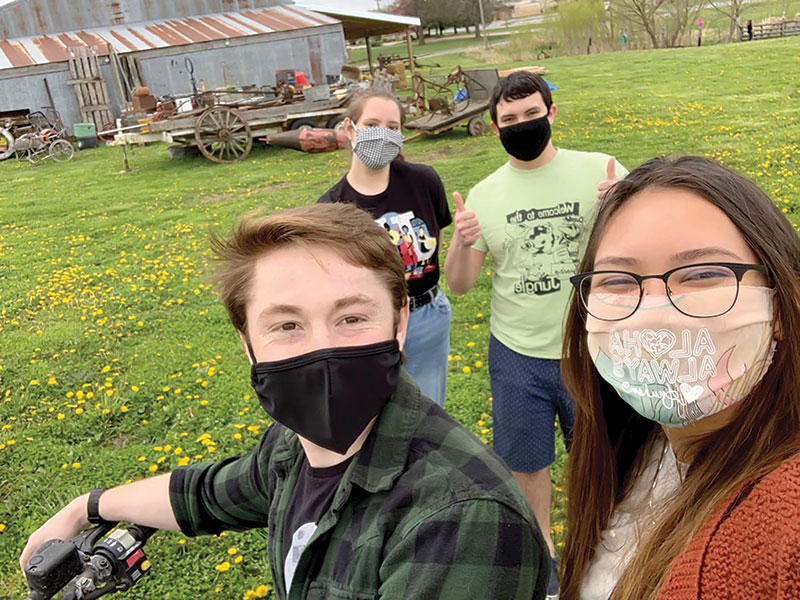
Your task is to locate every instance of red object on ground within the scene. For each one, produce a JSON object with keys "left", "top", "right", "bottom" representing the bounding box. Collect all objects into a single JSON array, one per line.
[
  {"left": 295, "top": 71, "right": 308, "bottom": 86},
  {"left": 263, "top": 128, "right": 347, "bottom": 153}
]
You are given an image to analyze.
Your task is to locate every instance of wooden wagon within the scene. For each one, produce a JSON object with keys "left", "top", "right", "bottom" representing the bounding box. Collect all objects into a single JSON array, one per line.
[{"left": 108, "top": 93, "right": 351, "bottom": 164}]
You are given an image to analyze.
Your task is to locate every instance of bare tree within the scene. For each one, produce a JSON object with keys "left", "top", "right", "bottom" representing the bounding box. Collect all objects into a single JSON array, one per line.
[
  {"left": 615, "top": 0, "right": 660, "bottom": 46},
  {"left": 613, "top": 0, "right": 702, "bottom": 48},
  {"left": 708, "top": 0, "right": 747, "bottom": 41}
]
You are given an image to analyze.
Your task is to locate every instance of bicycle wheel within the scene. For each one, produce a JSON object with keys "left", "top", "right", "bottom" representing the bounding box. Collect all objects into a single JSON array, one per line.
[{"left": 49, "top": 139, "right": 75, "bottom": 162}]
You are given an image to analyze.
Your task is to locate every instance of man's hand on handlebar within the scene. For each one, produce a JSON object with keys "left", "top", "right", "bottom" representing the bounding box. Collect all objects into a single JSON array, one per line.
[{"left": 20, "top": 494, "right": 91, "bottom": 573}]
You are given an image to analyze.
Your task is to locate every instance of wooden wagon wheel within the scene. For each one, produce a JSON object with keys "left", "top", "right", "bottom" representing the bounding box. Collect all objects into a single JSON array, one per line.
[{"left": 194, "top": 106, "right": 252, "bottom": 164}]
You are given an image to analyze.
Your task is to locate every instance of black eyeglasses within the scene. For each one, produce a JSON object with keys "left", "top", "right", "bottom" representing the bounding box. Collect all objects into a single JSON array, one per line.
[{"left": 569, "top": 262, "right": 770, "bottom": 321}]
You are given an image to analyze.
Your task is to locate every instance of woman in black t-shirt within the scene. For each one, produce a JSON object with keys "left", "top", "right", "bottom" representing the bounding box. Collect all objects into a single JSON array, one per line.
[{"left": 318, "top": 88, "right": 453, "bottom": 408}]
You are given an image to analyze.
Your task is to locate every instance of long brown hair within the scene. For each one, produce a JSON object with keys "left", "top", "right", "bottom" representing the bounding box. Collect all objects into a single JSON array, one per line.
[{"left": 560, "top": 156, "right": 800, "bottom": 600}]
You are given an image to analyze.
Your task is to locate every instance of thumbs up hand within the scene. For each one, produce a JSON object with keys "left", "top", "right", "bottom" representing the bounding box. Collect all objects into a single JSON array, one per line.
[
  {"left": 597, "top": 157, "right": 619, "bottom": 202},
  {"left": 453, "top": 191, "right": 482, "bottom": 247}
]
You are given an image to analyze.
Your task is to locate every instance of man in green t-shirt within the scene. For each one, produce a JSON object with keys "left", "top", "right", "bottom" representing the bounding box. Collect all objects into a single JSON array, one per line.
[{"left": 444, "top": 71, "right": 627, "bottom": 599}]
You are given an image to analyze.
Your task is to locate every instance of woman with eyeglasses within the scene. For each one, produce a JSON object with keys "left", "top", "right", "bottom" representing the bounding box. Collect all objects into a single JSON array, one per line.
[{"left": 558, "top": 156, "right": 800, "bottom": 600}]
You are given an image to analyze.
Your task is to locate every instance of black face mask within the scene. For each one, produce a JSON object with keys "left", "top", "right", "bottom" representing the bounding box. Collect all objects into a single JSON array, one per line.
[
  {"left": 249, "top": 339, "right": 401, "bottom": 454},
  {"left": 498, "top": 113, "right": 551, "bottom": 162}
]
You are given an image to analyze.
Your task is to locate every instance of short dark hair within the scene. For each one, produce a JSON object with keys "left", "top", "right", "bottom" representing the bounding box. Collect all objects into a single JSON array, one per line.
[{"left": 489, "top": 72, "right": 552, "bottom": 124}]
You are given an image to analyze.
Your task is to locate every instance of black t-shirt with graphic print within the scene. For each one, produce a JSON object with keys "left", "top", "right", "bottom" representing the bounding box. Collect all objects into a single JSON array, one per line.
[
  {"left": 318, "top": 160, "right": 452, "bottom": 298},
  {"left": 282, "top": 456, "right": 352, "bottom": 593}
]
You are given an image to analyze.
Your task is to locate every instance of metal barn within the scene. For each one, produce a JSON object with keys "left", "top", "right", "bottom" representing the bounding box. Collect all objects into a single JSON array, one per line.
[{"left": 0, "top": 0, "right": 348, "bottom": 129}]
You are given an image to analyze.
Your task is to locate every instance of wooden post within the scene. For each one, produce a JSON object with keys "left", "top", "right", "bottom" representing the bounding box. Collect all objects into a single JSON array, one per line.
[
  {"left": 117, "top": 118, "right": 131, "bottom": 173},
  {"left": 107, "top": 42, "right": 127, "bottom": 112},
  {"left": 406, "top": 28, "right": 418, "bottom": 98},
  {"left": 365, "top": 36, "right": 374, "bottom": 76}
]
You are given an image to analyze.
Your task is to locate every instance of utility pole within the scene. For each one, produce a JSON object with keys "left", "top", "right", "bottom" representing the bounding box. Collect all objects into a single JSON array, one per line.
[{"left": 478, "top": 0, "right": 488, "bottom": 48}]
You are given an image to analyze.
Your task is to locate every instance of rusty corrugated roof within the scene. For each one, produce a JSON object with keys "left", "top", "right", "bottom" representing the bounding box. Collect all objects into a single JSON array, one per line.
[{"left": 0, "top": 5, "right": 338, "bottom": 70}]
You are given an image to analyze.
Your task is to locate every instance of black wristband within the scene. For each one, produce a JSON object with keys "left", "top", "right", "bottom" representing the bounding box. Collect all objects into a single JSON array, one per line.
[{"left": 87, "top": 488, "right": 108, "bottom": 525}]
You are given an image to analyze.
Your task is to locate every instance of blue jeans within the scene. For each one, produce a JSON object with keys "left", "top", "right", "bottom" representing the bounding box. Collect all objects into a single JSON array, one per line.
[{"left": 404, "top": 289, "right": 452, "bottom": 407}]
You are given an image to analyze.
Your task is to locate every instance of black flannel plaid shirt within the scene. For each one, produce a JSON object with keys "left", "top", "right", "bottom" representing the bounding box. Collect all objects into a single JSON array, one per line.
[{"left": 169, "top": 371, "right": 549, "bottom": 599}]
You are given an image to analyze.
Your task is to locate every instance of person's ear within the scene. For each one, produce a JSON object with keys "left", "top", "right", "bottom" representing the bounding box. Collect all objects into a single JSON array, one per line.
[
  {"left": 489, "top": 121, "right": 500, "bottom": 136},
  {"left": 344, "top": 117, "right": 356, "bottom": 145},
  {"left": 239, "top": 330, "right": 255, "bottom": 365},
  {"left": 395, "top": 303, "right": 410, "bottom": 350},
  {"left": 548, "top": 103, "right": 557, "bottom": 124}
]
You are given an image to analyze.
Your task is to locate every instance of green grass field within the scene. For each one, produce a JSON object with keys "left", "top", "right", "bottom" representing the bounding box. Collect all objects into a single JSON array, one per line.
[{"left": 1, "top": 34, "right": 799, "bottom": 599}]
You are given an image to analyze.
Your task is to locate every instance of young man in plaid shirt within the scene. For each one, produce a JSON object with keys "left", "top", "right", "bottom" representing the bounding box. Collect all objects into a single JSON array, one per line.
[{"left": 21, "top": 203, "right": 549, "bottom": 599}]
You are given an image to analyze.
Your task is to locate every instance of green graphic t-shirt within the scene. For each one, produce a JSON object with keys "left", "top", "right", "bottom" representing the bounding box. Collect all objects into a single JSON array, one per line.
[{"left": 467, "top": 148, "right": 628, "bottom": 359}]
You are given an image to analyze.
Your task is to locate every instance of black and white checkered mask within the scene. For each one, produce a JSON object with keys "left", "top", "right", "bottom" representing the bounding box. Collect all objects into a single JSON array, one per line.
[{"left": 353, "top": 127, "right": 403, "bottom": 170}]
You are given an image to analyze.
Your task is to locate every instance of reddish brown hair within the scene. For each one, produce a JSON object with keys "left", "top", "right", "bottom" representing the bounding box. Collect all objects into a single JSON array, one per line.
[
  {"left": 560, "top": 156, "right": 800, "bottom": 600},
  {"left": 211, "top": 203, "right": 407, "bottom": 334}
]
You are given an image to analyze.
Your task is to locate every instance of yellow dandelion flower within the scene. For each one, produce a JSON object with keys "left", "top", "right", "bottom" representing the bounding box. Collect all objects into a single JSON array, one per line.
[
  {"left": 131, "top": 386, "right": 139, "bottom": 392},
  {"left": 475, "top": 361, "right": 484, "bottom": 369},
  {"left": 466, "top": 342, "right": 475, "bottom": 348},
  {"left": 214, "top": 561, "right": 230, "bottom": 572},
  {"left": 227, "top": 547, "right": 238, "bottom": 555},
  {"left": 47, "top": 377, "right": 57, "bottom": 385},
  {"left": 75, "top": 408, "right": 84, "bottom": 415},
  {"left": 148, "top": 464, "right": 158, "bottom": 472},
  {"left": 234, "top": 555, "right": 243, "bottom": 564},
  {"left": 57, "top": 413, "right": 65, "bottom": 420},
  {"left": 462, "top": 366, "right": 471, "bottom": 374},
  {"left": 256, "top": 585, "right": 270, "bottom": 597},
  {"left": 120, "top": 406, "right": 128, "bottom": 413},
  {"left": 72, "top": 462, "right": 81, "bottom": 469}
]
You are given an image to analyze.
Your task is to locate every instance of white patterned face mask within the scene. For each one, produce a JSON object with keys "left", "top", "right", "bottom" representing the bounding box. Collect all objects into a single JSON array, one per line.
[
  {"left": 352, "top": 126, "right": 403, "bottom": 170},
  {"left": 586, "top": 286, "right": 777, "bottom": 427}
]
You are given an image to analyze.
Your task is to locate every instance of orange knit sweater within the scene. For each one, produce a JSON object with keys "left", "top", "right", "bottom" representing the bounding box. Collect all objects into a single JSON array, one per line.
[{"left": 659, "top": 454, "right": 800, "bottom": 599}]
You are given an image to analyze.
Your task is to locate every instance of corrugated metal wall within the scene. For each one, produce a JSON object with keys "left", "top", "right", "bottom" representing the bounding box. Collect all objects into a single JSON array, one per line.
[
  {"left": 0, "top": 27, "right": 346, "bottom": 129},
  {"left": 1, "top": 0, "right": 287, "bottom": 39}
]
